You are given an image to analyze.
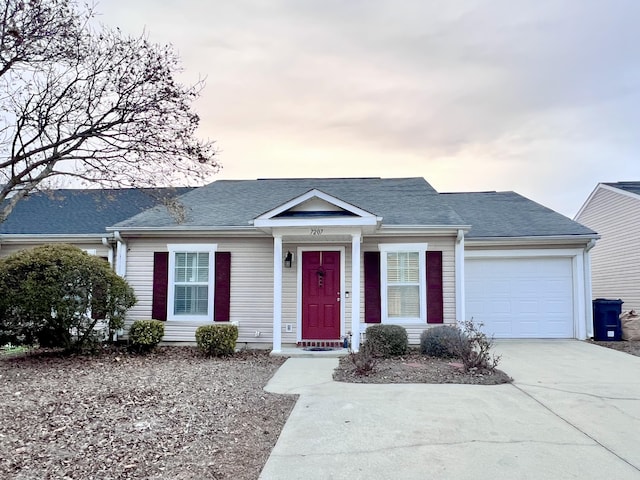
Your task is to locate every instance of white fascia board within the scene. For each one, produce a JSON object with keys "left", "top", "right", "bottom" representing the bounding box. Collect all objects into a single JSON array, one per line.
[
  {"left": 600, "top": 183, "right": 640, "bottom": 202},
  {"left": 106, "top": 226, "right": 261, "bottom": 236},
  {"left": 465, "top": 248, "right": 584, "bottom": 259},
  {"left": 574, "top": 183, "right": 603, "bottom": 220},
  {"left": 254, "top": 188, "right": 377, "bottom": 222},
  {"left": 372, "top": 225, "right": 470, "bottom": 236},
  {"left": 464, "top": 234, "right": 599, "bottom": 247}
]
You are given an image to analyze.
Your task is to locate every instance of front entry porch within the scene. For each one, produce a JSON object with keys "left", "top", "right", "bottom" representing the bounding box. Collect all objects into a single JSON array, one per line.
[{"left": 271, "top": 230, "right": 363, "bottom": 353}]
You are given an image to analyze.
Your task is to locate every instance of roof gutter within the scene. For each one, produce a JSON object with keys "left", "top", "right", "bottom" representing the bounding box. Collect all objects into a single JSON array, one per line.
[
  {"left": 0, "top": 233, "right": 109, "bottom": 243},
  {"left": 465, "top": 234, "right": 600, "bottom": 247}
]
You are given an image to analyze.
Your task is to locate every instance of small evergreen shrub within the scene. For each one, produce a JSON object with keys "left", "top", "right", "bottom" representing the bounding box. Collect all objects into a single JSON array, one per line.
[
  {"left": 420, "top": 326, "right": 461, "bottom": 358},
  {"left": 363, "top": 324, "right": 408, "bottom": 357},
  {"left": 128, "top": 319, "right": 164, "bottom": 353},
  {"left": 195, "top": 324, "right": 238, "bottom": 356}
]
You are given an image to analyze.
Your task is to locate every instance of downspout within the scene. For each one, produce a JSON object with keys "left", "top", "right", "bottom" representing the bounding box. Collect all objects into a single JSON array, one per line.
[
  {"left": 455, "top": 229, "right": 465, "bottom": 324},
  {"left": 584, "top": 239, "right": 596, "bottom": 338},
  {"left": 102, "top": 236, "right": 115, "bottom": 270},
  {"left": 113, "top": 231, "right": 127, "bottom": 278}
]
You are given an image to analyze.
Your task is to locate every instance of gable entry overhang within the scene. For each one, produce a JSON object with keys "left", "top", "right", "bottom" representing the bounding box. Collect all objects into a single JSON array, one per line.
[
  {"left": 253, "top": 189, "right": 381, "bottom": 353},
  {"left": 252, "top": 189, "right": 382, "bottom": 233}
]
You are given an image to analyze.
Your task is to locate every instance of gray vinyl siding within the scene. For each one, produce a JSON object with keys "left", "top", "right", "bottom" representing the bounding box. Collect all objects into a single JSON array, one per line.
[{"left": 576, "top": 187, "right": 640, "bottom": 312}]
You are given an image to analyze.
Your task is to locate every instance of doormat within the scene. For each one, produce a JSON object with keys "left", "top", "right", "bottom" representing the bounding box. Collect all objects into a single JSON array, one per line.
[{"left": 302, "top": 347, "right": 337, "bottom": 352}]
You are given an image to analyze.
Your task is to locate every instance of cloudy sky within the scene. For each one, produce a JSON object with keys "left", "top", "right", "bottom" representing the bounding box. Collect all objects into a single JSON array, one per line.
[{"left": 98, "top": 0, "right": 639, "bottom": 217}]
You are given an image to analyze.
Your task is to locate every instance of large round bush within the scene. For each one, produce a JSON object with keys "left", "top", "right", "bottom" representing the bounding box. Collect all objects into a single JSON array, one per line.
[
  {"left": 363, "top": 324, "right": 408, "bottom": 357},
  {"left": 420, "top": 326, "right": 461, "bottom": 358},
  {"left": 0, "top": 244, "right": 136, "bottom": 349}
]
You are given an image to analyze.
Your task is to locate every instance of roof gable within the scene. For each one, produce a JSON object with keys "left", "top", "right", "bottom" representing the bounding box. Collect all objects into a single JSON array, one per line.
[
  {"left": 113, "top": 177, "right": 467, "bottom": 230},
  {"left": 575, "top": 182, "right": 640, "bottom": 220},
  {"left": 604, "top": 182, "right": 640, "bottom": 197},
  {"left": 254, "top": 189, "right": 379, "bottom": 228}
]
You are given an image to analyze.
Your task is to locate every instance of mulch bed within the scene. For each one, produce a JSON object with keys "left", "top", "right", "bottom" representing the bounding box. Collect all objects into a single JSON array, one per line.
[
  {"left": 0, "top": 347, "right": 296, "bottom": 480},
  {"left": 590, "top": 340, "right": 640, "bottom": 357},
  {"left": 333, "top": 351, "right": 512, "bottom": 385}
]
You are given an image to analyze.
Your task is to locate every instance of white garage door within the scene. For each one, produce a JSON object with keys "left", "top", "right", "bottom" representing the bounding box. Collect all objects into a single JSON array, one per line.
[{"left": 465, "top": 257, "right": 574, "bottom": 338}]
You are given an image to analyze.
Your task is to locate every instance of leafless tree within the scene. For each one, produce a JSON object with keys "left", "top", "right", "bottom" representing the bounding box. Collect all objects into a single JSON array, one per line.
[{"left": 0, "top": 0, "right": 219, "bottom": 222}]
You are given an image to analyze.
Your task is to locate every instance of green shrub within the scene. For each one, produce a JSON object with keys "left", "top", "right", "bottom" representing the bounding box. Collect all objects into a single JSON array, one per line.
[
  {"left": 0, "top": 244, "right": 136, "bottom": 350},
  {"left": 195, "top": 324, "right": 238, "bottom": 356},
  {"left": 420, "top": 326, "right": 461, "bottom": 358},
  {"left": 128, "top": 320, "right": 164, "bottom": 353},
  {"left": 363, "top": 324, "right": 408, "bottom": 357}
]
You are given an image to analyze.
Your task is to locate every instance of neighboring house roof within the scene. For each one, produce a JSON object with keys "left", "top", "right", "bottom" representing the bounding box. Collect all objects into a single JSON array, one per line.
[
  {"left": 603, "top": 181, "right": 640, "bottom": 197},
  {"left": 441, "top": 191, "right": 596, "bottom": 238},
  {"left": 1, "top": 188, "right": 192, "bottom": 235},
  {"left": 112, "top": 177, "right": 468, "bottom": 230}
]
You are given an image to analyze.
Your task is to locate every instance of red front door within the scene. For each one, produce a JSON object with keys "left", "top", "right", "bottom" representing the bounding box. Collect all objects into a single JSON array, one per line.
[{"left": 302, "top": 251, "right": 341, "bottom": 340}]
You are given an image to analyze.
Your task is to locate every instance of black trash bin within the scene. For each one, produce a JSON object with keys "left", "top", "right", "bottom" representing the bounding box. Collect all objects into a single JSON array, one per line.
[{"left": 592, "top": 299, "right": 623, "bottom": 341}]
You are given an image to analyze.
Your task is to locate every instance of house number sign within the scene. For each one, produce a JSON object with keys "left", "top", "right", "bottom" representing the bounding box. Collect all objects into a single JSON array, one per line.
[{"left": 310, "top": 228, "right": 324, "bottom": 235}]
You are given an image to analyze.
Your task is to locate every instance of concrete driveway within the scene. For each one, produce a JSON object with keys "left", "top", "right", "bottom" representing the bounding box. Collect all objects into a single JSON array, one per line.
[{"left": 260, "top": 340, "right": 640, "bottom": 480}]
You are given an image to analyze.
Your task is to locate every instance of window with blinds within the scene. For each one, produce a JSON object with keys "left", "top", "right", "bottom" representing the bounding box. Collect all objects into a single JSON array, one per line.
[
  {"left": 378, "top": 243, "right": 428, "bottom": 323},
  {"left": 386, "top": 251, "right": 420, "bottom": 318},
  {"left": 174, "top": 252, "right": 210, "bottom": 315}
]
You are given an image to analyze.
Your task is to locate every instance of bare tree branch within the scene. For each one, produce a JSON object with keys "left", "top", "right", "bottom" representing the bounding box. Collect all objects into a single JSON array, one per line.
[{"left": 0, "top": 0, "right": 219, "bottom": 223}]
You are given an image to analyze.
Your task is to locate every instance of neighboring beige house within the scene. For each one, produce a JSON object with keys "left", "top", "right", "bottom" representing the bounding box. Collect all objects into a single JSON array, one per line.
[{"left": 575, "top": 182, "right": 640, "bottom": 312}]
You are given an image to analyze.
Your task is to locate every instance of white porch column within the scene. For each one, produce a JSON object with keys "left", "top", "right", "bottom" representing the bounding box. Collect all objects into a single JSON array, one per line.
[
  {"left": 455, "top": 229, "right": 465, "bottom": 323},
  {"left": 351, "top": 233, "right": 362, "bottom": 352},
  {"left": 272, "top": 235, "right": 283, "bottom": 353}
]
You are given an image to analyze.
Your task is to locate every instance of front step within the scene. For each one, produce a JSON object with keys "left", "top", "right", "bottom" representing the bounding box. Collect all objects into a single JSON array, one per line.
[{"left": 297, "top": 340, "right": 345, "bottom": 349}]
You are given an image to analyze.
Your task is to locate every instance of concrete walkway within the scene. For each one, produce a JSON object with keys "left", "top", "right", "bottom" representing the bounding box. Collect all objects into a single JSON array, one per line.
[{"left": 260, "top": 340, "right": 640, "bottom": 479}]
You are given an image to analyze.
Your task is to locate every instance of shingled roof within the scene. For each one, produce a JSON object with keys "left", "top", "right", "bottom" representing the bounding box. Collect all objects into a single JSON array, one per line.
[
  {"left": 604, "top": 182, "right": 640, "bottom": 197},
  {"left": 441, "top": 191, "right": 596, "bottom": 238},
  {"left": 1, "top": 188, "right": 192, "bottom": 235},
  {"left": 1, "top": 179, "right": 597, "bottom": 240},
  {"left": 112, "top": 177, "right": 468, "bottom": 229}
]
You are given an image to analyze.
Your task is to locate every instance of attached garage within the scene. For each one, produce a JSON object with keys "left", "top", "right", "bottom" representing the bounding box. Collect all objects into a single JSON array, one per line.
[{"left": 465, "top": 253, "right": 581, "bottom": 339}]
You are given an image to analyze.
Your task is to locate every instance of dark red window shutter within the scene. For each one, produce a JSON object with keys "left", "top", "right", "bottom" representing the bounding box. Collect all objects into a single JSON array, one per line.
[
  {"left": 214, "top": 252, "right": 231, "bottom": 322},
  {"left": 364, "top": 251, "right": 381, "bottom": 323},
  {"left": 152, "top": 252, "right": 169, "bottom": 321},
  {"left": 426, "top": 251, "right": 444, "bottom": 324}
]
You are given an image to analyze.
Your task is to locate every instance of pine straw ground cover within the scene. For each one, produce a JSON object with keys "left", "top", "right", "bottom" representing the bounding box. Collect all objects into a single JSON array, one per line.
[
  {"left": 333, "top": 350, "right": 512, "bottom": 385},
  {"left": 0, "top": 348, "right": 296, "bottom": 480},
  {"left": 591, "top": 339, "right": 640, "bottom": 357}
]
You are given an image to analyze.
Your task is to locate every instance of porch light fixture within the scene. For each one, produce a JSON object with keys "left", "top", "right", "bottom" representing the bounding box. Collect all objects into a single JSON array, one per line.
[{"left": 284, "top": 251, "right": 293, "bottom": 268}]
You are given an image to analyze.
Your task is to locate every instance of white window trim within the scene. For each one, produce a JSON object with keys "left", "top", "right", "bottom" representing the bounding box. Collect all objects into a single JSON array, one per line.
[
  {"left": 379, "top": 243, "right": 428, "bottom": 324},
  {"left": 167, "top": 244, "right": 218, "bottom": 322}
]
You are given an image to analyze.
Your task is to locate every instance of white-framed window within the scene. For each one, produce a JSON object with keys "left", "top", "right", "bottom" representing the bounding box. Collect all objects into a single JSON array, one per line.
[
  {"left": 167, "top": 244, "right": 217, "bottom": 321},
  {"left": 379, "top": 243, "right": 428, "bottom": 324}
]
